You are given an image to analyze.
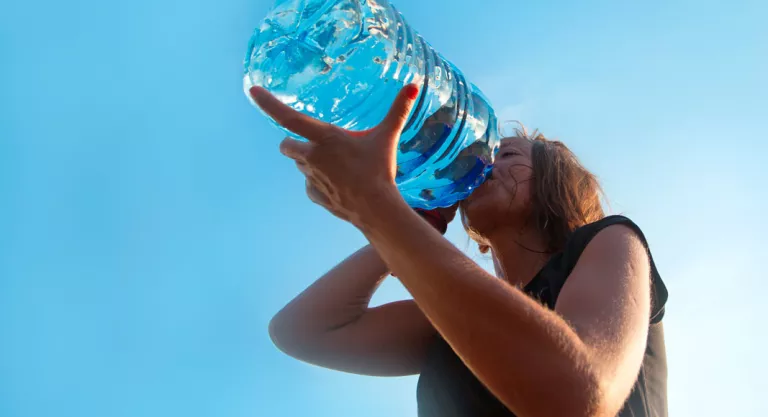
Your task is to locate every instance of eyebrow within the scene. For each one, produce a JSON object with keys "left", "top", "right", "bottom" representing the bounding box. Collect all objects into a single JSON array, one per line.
[
  {"left": 499, "top": 143, "right": 521, "bottom": 151},
  {"left": 499, "top": 141, "right": 531, "bottom": 156}
]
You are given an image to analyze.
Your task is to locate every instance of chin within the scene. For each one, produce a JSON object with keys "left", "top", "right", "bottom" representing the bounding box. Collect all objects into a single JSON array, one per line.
[
  {"left": 461, "top": 198, "right": 497, "bottom": 234},
  {"left": 465, "top": 198, "right": 531, "bottom": 236}
]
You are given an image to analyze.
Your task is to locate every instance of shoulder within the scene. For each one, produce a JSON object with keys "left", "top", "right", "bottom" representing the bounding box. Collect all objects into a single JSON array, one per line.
[
  {"left": 554, "top": 220, "right": 653, "bottom": 353},
  {"left": 567, "top": 215, "right": 654, "bottom": 294},
  {"left": 570, "top": 222, "right": 651, "bottom": 291},
  {"left": 571, "top": 215, "right": 649, "bottom": 248},
  {"left": 531, "top": 215, "right": 668, "bottom": 322},
  {"left": 582, "top": 218, "right": 649, "bottom": 262},
  {"left": 562, "top": 218, "right": 652, "bottom": 295},
  {"left": 558, "top": 216, "right": 649, "bottom": 277},
  {"left": 564, "top": 215, "right": 668, "bottom": 323}
]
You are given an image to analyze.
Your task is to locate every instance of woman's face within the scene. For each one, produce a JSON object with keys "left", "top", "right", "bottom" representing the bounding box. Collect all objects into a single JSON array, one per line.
[{"left": 461, "top": 137, "right": 535, "bottom": 234}]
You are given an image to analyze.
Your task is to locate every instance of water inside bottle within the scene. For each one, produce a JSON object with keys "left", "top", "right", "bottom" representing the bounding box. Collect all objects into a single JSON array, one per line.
[{"left": 244, "top": 0, "right": 499, "bottom": 208}]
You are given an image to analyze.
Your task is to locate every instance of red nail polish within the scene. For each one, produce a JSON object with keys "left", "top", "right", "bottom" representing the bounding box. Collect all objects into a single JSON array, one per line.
[
  {"left": 406, "top": 84, "right": 419, "bottom": 100},
  {"left": 249, "top": 86, "right": 264, "bottom": 98}
]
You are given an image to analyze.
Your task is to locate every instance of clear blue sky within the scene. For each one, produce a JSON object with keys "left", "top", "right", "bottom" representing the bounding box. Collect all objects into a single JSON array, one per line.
[{"left": 1, "top": 0, "right": 766, "bottom": 416}]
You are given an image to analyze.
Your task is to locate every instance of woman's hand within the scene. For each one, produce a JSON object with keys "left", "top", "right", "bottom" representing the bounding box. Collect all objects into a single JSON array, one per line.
[{"left": 249, "top": 84, "right": 420, "bottom": 228}]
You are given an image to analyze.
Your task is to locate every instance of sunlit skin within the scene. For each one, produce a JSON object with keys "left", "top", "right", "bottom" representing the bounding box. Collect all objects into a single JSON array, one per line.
[
  {"left": 256, "top": 85, "right": 652, "bottom": 417},
  {"left": 461, "top": 136, "right": 551, "bottom": 286}
]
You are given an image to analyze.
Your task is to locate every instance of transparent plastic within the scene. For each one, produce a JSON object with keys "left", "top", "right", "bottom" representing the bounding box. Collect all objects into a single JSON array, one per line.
[{"left": 244, "top": 0, "right": 500, "bottom": 209}]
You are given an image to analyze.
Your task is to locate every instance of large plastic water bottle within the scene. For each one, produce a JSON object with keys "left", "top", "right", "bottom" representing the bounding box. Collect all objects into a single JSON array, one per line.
[{"left": 244, "top": 0, "right": 500, "bottom": 209}]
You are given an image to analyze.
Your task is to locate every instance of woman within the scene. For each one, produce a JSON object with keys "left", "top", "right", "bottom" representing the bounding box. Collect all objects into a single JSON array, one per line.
[{"left": 252, "top": 84, "right": 668, "bottom": 417}]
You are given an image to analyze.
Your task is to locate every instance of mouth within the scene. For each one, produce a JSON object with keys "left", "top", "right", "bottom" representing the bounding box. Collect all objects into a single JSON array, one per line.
[
  {"left": 466, "top": 178, "right": 495, "bottom": 202},
  {"left": 479, "top": 177, "right": 497, "bottom": 190}
]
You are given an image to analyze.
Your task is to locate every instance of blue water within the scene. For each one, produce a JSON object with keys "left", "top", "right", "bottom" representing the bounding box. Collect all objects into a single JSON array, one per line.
[{"left": 244, "top": 0, "right": 500, "bottom": 209}]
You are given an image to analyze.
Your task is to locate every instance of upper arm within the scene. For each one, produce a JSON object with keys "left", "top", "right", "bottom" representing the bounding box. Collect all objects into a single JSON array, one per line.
[
  {"left": 273, "top": 299, "right": 436, "bottom": 377},
  {"left": 554, "top": 224, "right": 652, "bottom": 414}
]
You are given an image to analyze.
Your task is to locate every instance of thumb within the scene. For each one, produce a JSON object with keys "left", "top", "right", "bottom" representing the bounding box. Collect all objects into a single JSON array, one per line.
[{"left": 378, "top": 84, "right": 420, "bottom": 135}]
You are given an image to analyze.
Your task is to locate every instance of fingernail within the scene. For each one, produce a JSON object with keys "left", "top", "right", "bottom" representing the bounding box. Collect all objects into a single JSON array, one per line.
[
  {"left": 249, "top": 86, "right": 266, "bottom": 100},
  {"left": 405, "top": 84, "right": 419, "bottom": 100}
]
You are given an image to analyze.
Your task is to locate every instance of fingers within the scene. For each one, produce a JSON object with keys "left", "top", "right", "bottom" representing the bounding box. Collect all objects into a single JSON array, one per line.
[
  {"left": 295, "top": 161, "right": 312, "bottom": 178},
  {"left": 305, "top": 179, "right": 330, "bottom": 206},
  {"left": 296, "top": 161, "right": 334, "bottom": 193},
  {"left": 279, "top": 137, "right": 313, "bottom": 162},
  {"left": 250, "top": 87, "right": 336, "bottom": 142},
  {"left": 282, "top": 136, "right": 335, "bottom": 199},
  {"left": 379, "top": 84, "right": 420, "bottom": 134},
  {"left": 305, "top": 178, "right": 348, "bottom": 220}
]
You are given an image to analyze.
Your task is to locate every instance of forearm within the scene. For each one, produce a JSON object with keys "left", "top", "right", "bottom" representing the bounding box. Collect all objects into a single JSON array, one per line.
[
  {"left": 359, "top": 190, "right": 601, "bottom": 417},
  {"left": 269, "top": 245, "right": 390, "bottom": 343}
]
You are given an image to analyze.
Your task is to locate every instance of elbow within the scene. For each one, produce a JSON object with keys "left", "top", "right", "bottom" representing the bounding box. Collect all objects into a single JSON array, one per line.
[
  {"left": 567, "top": 387, "right": 607, "bottom": 417},
  {"left": 268, "top": 313, "right": 323, "bottom": 361},
  {"left": 267, "top": 316, "right": 283, "bottom": 348},
  {"left": 558, "top": 373, "right": 614, "bottom": 417},
  {"left": 268, "top": 314, "right": 300, "bottom": 355},
  {"left": 522, "top": 370, "right": 612, "bottom": 417}
]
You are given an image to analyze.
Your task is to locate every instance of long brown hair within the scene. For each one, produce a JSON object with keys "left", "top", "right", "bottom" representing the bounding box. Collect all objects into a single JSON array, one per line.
[
  {"left": 529, "top": 130, "right": 605, "bottom": 253},
  {"left": 466, "top": 126, "right": 605, "bottom": 254}
]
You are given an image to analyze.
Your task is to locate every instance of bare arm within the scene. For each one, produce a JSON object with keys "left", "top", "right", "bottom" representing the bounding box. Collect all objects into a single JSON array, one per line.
[
  {"left": 268, "top": 244, "right": 436, "bottom": 376},
  {"left": 359, "top": 189, "right": 651, "bottom": 417},
  {"left": 251, "top": 84, "right": 649, "bottom": 414}
]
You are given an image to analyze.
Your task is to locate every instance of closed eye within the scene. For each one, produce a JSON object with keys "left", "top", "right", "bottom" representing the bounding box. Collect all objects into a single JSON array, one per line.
[{"left": 500, "top": 150, "right": 518, "bottom": 158}]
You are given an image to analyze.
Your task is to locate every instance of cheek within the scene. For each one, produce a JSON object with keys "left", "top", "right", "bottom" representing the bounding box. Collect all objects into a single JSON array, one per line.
[
  {"left": 464, "top": 166, "right": 534, "bottom": 220},
  {"left": 494, "top": 158, "right": 532, "bottom": 185},
  {"left": 509, "top": 165, "right": 535, "bottom": 197},
  {"left": 498, "top": 175, "right": 534, "bottom": 213}
]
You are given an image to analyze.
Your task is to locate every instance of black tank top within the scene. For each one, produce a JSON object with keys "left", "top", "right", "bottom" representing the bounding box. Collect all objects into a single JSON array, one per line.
[{"left": 417, "top": 215, "right": 669, "bottom": 417}]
